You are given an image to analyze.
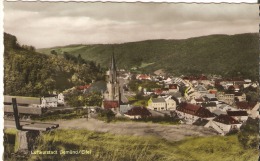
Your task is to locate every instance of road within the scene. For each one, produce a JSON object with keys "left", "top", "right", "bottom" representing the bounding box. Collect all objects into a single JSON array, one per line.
[{"left": 4, "top": 118, "right": 217, "bottom": 142}]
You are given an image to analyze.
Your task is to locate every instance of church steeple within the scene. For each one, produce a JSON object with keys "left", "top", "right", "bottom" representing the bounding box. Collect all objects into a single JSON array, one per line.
[
  {"left": 109, "top": 52, "right": 117, "bottom": 83},
  {"left": 103, "top": 50, "right": 120, "bottom": 103},
  {"left": 110, "top": 52, "right": 116, "bottom": 72}
]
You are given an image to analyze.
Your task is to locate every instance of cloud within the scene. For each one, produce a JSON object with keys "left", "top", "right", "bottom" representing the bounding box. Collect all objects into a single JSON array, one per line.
[{"left": 4, "top": 2, "right": 259, "bottom": 48}]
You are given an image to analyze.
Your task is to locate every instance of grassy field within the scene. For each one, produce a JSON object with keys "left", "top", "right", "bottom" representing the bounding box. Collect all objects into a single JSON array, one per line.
[{"left": 25, "top": 129, "right": 257, "bottom": 161}]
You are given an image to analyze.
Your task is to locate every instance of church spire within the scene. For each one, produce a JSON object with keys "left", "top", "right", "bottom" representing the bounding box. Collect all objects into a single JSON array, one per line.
[
  {"left": 109, "top": 49, "right": 117, "bottom": 83},
  {"left": 110, "top": 51, "right": 116, "bottom": 72}
]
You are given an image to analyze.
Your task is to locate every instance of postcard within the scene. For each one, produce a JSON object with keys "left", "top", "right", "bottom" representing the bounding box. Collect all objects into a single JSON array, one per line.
[{"left": 2, "top": 1, "right": 259, "bottom": 161}]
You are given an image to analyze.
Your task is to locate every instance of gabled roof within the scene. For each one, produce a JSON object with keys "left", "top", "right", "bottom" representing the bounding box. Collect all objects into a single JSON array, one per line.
[
  {"left": 43, "top": 97, "right": 57, "bottom": 103},
  {"left": 193, "top": 118, "right": 209, "bottom": 126},
  {"left": 77, "top": 84, "right": 91, "bottom": 90},
  {"left": 154, "top": 89, "right": 163, "bottom": 95},
  {"left": 227, "top": 111, "right": 248, "bottom": 116},
  {"left": 177, "top": 103, "right": 214, "bottom": 118},
  {"left": 234, "top": 92, "right": 245, "bottom": 97},
  {"left": 194, "top": 85, "right": 207, "bottom": 92},
  {"left": 235, "top": 101, "right": 257, "bottom": 110},
  {"left": 213, "top": 114, "right": 240, "bottom": 124},
  {"left": 125, "top": 106, "right": 151, "bottom": 116},
  {"left": 137, "top": 74, "right": 151, "bottom": 80},
  {"left": 195, "top": 98, "right": 204, "bottom": 102},
  {"left": 151, "top": 97, "right": 165, "bottom": 103},
  {"left": 169, "top": 84, "right": 178, "bottom": 89},
  {"left": 209, "top": 97, "right": 218, "bottom": 101},
  {"left": 212, "top": 109, "right": 227, "bottom": 116},
  {"left": 103, "top": 101, "right": 119, "bottom": 109},
  {"left": 201, "top": 102, "right": 216, "bottom": 108}
]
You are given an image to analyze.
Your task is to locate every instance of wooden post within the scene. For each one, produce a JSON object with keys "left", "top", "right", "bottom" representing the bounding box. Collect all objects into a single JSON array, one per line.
[{"left": 12, "top": 98, "right": 22, "bottom": 130}]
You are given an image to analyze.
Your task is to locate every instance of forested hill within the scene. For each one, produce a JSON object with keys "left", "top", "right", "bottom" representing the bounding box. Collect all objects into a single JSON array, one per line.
[
  {"left": 38, "top": 33, "right": 259, "bottom": 80},
  {"left": 4, "top": 33, "right": 104, "bottom": 97}
]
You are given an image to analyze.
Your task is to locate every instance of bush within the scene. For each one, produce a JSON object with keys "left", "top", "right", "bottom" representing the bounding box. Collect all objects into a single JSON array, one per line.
[
  {"left": 237, "top": 118, "right": 259, "bottom": 149},
  {"left": 97, "top": 109, "right": 115, "bottom": 123}
]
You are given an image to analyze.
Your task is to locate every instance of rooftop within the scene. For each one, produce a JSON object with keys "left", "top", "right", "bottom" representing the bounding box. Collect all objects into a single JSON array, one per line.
[
  {"left": 235, "top": 101, "right": 257, "bottom": 110},
  {"left": 151, "top": 97, "right": 165, "bottom": 103},
  {"left": 227, "top": 111, "right": 248, "bottom": 116},
  {"left": 213, "top": 114, "right": 240, "bottom": 125},
  {"left": 125, "top": 106, "right": 151, "bottom": 116}
]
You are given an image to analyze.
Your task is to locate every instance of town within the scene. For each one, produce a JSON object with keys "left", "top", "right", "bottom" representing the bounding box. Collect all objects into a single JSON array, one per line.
[{"left": 4, "top": 53, "right": 259, "bottom": 136}]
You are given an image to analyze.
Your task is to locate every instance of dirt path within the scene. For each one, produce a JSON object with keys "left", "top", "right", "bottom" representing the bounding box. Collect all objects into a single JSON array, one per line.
[{"left": 54, "top": 118, "right": 217, "bottom": 141}]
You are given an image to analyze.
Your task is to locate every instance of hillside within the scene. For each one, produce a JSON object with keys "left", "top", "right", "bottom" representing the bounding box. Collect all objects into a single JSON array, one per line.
[
  {"left": 38, "top": 33, "right": 259, "bottom": 80},
  {"left": 4, "top": 33, "right": 104, "bottom": 97}
]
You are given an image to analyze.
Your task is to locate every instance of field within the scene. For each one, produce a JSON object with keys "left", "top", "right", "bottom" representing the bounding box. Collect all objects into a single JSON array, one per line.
[
  {"left": 28, "top": 129, "right": 257, "bottom": 161},
  {"left": 4, "top": 124, "right": 258, "bottom": 161}
]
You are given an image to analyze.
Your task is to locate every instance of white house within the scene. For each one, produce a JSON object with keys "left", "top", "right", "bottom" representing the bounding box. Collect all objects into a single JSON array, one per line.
[
  {"left": 58, "top": 93, "right": 65, "bottom": 105},
  {"left": 40, "top": 96, "right": 58, "bottom": 108},
  {"left": 194, "top": 85, "right": 208, "bottom": 94},
  {"left": 176, "top": 103, "right": 215, "bottom": 124},
  {"left": 190, "top": 97, "right": 204, "bottom": 105},
  {"left": 148, "top": 97, "right": 166, "bottom": 111},
  {"left": 168, "top": 84, "right": 179, "bottom": 93},
  {"left": 201, "top": 102, "right": 217, "bottom": 112},
  {"left": 227, "top": 111, "right": 248, "bottom": 123},
  {"left": 235, "top": 101, "right": 259, "bottom": 119},
  {"left": 205, "top": 114, "right": 242, "bottom": 135},
  {"left": 165, "top": 96, "right": 177, "bottom": 111}
]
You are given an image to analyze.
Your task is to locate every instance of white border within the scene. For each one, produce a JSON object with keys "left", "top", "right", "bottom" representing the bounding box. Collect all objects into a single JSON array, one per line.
[{"left": 5, "top": 0, "right": 258, "bottom": 3}]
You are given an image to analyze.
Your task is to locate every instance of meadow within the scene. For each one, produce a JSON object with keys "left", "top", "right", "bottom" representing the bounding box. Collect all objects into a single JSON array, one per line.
[{"left": 27, "top": 129, "right": 258, "bottom": 161}]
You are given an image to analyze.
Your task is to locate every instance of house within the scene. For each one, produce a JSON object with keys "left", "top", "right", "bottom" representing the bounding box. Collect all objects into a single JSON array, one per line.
[
  {"left": 203, "top": 93, "right": 216, "bottom": 99},
  {"left": 208, "top": 97, "right": 219, "bottom": 104},
  {"left": 201, "top": 102, "right": 217, "bottom": 112},
  {"left": 148, "top": 97, "right": 166, "bottom": 111},
  {"left": 77, "top": 84, "right": 91, "bottom": 91},
  {"left": 190, "top": 97, "right": 204, "bottom": 105},
  {"left": 163, "top": 77, "right": 173, "bottom": 84},
  {"left": 217, "top": 92, "right": 235, "bottom": 105},
  {"left": 198, "top": 75, "right": 210, "bottom": 85},
  {"left": 153, "top": 89, "right": 163, "bottom": 95},
  {"left": 208, "top": 89, "right": 217, "bottom": 95},
  {"left": 57, "top": 93, "right": 65, "bottom": 105},
  {"left": 176, "top": 103, "right": 215, "bottom": 124},
  {"left": 168, "top": 84, "right": 179, "bottom": 93},
  {"left": 234, "top": 92, "right": 246, "bottom": 102},
  {"left": 103, "top": 101, "right": 119, "bottom": 111},
  {"left": 217, "top": 104, "right": 237, "bottom": 111},
  {"left": 235, "top": 101, "right": 259, "bottom": 118},
  {"left": 194, "top": 85, "right": 208, "bottom": 94},
  {"left": 205, "top": 114, "right": 242, "bottom": 135},
  {"left": 243, "top": 79, "right": 252, "bottom": 88},
  {"left": 124, "top": 106, "right": 152, "bottom": 119},
  {"left": 165, "top": 96, "right": 177, "bottom": 111},
  {"left": 227, "top": 111, "right": 248, "bottom": 123},
  {"left": 170, "top": 92, "right": 184, "bottom": 104},
  {"left": 119, "top": 104, "right": 133, "bottom": 114},
  {"left": 136, "top": 74, "right": 151, "bottom": 80},
  {"left": 40, "top": 96, "right": 58, "bottom": 108},
  {"left": 211, "top": 109, "right": 227, "bottom": 116}
]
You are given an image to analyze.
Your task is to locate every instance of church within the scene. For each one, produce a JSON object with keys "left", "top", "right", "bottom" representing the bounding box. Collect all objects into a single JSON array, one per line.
[{"left": 102, "top": 53, "right": 121, "bottom": 111}]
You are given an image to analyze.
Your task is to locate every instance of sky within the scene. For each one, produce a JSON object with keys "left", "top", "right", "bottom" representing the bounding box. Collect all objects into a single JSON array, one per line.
[{"left": 4, "top": 2, "right": 259, "bottom": 48}]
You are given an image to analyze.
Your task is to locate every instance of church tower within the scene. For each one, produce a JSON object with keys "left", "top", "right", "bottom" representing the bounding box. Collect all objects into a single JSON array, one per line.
[{"left": 103, "top": 52, "right": 121, "bottom": 109}]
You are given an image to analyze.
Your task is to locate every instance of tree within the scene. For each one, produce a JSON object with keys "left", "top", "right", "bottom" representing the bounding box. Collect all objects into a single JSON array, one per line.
[{"left": 50, "top": 50, "right": 58, "bottom": 56}]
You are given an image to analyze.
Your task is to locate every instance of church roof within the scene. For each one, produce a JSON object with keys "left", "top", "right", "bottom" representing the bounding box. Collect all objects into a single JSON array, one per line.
[
  {"left": 110, "top": 52, "right": 116, "bottom": 71},
  {"left": 103, "top": 101, "right": 119, "bottom": 109}
]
